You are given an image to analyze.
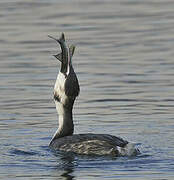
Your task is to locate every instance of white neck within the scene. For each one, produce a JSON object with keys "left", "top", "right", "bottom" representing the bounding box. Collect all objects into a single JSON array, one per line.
[
  {"left": 50, "top": 100, "right": 74, "bottom": 143},
  {"left": 50, "top": 70, "right": 78, "bottom": 144}
]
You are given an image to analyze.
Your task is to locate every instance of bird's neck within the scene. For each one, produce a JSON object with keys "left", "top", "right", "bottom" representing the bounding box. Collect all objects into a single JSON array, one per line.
[{"left": 50, "top": 101, "right": 74, "bottom": 143}]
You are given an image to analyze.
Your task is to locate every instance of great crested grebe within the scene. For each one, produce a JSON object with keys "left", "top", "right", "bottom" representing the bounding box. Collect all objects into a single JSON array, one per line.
[{"left": 48, "top": 33, "right": 139, "bottom": 156}]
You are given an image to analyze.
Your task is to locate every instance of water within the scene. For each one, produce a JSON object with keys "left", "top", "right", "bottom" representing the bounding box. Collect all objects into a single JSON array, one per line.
[{"left": 1, "top": 0, "right": 174, "bottom": 179}]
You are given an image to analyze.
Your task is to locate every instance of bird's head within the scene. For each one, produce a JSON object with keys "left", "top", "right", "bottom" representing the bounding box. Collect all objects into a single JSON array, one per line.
[{"left": 49, "top": 33, "right": 80, "bottom": 100}]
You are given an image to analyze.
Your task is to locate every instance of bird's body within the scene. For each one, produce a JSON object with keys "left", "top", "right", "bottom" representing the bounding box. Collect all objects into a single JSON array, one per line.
[
  {"left": 49, "top": 33, "right": 139, "bottom": 156},
  {"left": 50, "top": 133, "right": 138, "bottom": 156}
]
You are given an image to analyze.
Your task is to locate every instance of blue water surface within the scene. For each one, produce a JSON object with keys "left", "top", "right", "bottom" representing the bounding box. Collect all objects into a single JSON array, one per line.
[{"left": 0, "top": 0, "right": 174, "bottom": 179}]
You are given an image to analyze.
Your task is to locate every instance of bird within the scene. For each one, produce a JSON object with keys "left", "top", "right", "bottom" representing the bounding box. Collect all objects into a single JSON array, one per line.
[{"left": 48, "top": 33, "right": 139, "bottom": 156}]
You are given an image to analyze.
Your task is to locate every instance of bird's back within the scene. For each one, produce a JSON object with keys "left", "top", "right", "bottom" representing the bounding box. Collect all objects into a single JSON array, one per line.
[{"left": 50, "top": 134, "right": 139, "bottom": 156}]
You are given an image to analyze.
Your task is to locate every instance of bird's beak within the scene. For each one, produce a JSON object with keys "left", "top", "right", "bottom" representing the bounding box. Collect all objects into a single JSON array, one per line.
[{"left": 49, "top": 33, "right": 72, "bottom": 75}]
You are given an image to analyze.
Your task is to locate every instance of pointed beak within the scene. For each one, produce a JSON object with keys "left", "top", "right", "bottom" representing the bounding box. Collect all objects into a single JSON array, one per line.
[
  {"left": 48, "top": 35, "right": 61, "bottom": 62},
  {"left": 48, "top": 34, "right": 65, "bottom": 63},
  {"left": 48, "top": 33, "right": 71, "bottom": 74}
]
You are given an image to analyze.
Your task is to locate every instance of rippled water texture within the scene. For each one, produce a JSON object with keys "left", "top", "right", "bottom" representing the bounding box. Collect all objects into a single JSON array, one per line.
[{"left": 1, "top": 0, "right": 174, "bottom": 179}]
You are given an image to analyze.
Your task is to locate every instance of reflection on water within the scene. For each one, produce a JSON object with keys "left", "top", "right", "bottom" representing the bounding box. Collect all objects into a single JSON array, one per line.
[{"left": 1, "top": 0, "right": 174, "bottom": 179}]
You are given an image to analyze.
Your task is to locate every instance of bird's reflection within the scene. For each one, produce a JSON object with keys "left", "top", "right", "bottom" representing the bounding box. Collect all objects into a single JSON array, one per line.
[
  {"left": 53, "top": 151, "right": 76, "bottom": 180},
  {"left": 61, "top": 168, "right": 74, "bottom": 180}
]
